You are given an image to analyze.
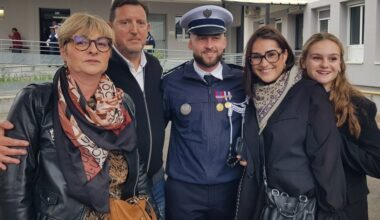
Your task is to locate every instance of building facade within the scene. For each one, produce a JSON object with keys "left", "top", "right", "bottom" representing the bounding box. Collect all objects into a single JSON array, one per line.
[{"left": 1, "top": 0, "right": 379, "bottom": 100}]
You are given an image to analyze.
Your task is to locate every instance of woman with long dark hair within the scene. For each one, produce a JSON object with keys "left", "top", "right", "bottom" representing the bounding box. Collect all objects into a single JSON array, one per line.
[{"left": 236, "top": 26, "right": 347, "bottom": 220}]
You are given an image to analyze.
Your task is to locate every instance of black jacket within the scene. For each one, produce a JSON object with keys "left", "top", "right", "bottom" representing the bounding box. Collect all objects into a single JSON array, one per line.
[
  {"left": 340, "top": 96, "right": 380, "bottom": 220},
  {"left": 107, "top": 50, "right": 165, "bottom": 177},
  {"left": 0, "top": 83, "right": 150, "bottom": 220},
  {"left": 236, "top": 79, "right": 347, "bottom": 220}
]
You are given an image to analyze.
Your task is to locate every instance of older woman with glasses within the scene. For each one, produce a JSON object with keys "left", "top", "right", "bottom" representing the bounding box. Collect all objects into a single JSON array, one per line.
[
  {"left": 235, "top": 26, "right": 347, "bottom": 220},
  {"left": 0, "top": 12, "right": 154, "bottom": 220}
]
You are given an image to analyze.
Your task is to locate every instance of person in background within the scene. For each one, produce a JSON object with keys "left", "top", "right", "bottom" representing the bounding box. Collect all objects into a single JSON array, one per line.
[
  {"left": 46, "top": 25, "right": 59, "bottom": 55},
  {"left": 162, "top": 5, "right": 246, "bottom": 220},
  {"left": 235, "top": 26, "right": 347, "bottom": 220},
  {"left": 300, "top": 32, "right": 380, "bottom": 220},
  {"left": 8, "top": 27, "right": 22, "bottom": 53},
  {"left": 0, "top": 12, "right": 153, "bottom": 219},
  {"left": 145, "top": 31, "right": 156, "bottom": 53},
  {"left": 0, "top": 0, "right": 166, "bottom": 219}
]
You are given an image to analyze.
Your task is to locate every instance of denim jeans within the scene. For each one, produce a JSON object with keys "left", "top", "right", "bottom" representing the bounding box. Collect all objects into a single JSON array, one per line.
[{"left": 151, "top": 176, "right": 166, "bottom": 220}]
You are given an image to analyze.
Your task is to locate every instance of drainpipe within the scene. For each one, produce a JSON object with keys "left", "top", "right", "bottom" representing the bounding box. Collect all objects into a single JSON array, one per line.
[{"left": 265, "top": 4, "right": 270, "bottom": 25}]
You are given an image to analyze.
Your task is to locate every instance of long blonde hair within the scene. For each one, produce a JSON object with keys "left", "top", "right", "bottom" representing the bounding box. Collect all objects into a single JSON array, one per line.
[{"left": 299, "top": 32, "right": 363, "bottom": 138}]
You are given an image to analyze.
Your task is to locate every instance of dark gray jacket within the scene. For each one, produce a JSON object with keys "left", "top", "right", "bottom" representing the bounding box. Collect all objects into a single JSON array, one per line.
[{"left": 236, "top": 79, "right": 347, "bottom": 220}]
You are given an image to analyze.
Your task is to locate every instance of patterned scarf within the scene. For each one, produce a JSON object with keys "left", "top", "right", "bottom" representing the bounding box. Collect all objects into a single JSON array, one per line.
[
  {"left": 253, "top": 68, "right": 302, "bottom": 134},
  {"left": 57, "top": 69, "right": 131, "bottom": 180},
  {"left": 53, "top": 67, "right": 137, "bottom": 212}
]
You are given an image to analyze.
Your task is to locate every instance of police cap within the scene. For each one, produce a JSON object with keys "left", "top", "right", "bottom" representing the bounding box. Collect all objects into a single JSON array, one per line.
[{"left": 180, "top": 5, "right": 233, "bottom": 36}]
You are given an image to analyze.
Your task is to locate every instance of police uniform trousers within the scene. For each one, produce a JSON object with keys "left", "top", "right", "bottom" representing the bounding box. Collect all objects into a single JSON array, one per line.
[{"left": 166, "top": 177, "right": 239, "bottom": 220}]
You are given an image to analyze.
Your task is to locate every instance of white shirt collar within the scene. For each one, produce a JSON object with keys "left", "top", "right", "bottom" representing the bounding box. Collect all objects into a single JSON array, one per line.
[
  {"left": 193, "top": 61, "right": 223, "bottom": 80},
  {"left": 113, "top": 46, "right": 147, "bottom": 91},
  {"left": 113, "top": 46, "right": 147, "bottom": 70}
]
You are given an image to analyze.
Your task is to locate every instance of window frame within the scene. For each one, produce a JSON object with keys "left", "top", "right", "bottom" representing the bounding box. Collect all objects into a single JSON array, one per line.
[
  {"left": 275, "top": 19, "right": 282, "bottom": 33},
  {"left": 317, "top": 8, "right": 330, "bottom": 33},
  {"left": 347, "top": 3, "right": 365, "bottom": 45},
  {"left": 175, "top": 16, "right": 189, "bottom": 41}
]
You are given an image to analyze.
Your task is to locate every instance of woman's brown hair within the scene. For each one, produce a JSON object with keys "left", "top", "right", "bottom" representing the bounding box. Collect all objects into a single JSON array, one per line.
[
  {"left": 299, "top": 32, "right": 364, "bottom": 138},
  {"left": 243, "top": 25, "right": 295, "bottom": 98}
]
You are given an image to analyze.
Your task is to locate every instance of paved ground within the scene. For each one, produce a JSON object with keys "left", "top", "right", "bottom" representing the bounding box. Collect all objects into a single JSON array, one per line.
[
  {"left": 163, "top": 125, "right": 380, "bottom": 220},
  {"left": 368, "top": 177, "right": 380, "bottom": 220}
]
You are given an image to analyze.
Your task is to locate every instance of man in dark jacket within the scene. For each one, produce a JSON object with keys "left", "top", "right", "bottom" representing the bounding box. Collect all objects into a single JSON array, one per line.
[
  {"left": 108, "top": 2, "right": 166, "bottom": 219},
  {"left": 0, "top": 0, "right": 166, "bottom": 219}
]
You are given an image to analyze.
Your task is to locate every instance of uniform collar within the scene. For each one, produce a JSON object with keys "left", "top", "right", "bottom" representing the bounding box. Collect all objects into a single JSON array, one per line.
[
  {"left": 184, "top": 60, "right": 235, "bottom": 81},
  {"left": 193, "top": 61, "right": 223, "bottom": 80}
]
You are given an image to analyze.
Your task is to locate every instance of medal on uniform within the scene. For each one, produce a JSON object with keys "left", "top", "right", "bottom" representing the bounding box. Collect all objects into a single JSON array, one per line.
[
  {"left": 180, "top": 103, "right": 192, "bottom": 115},
  {"left": 215, "top": 90, "right": 225, "bottom": 112},
  {"left": 226, "top": 91, "right": 232, "bottom": 100},
  {"left": 216, "top": 103, "right": 224, "bottom": 111},
  {"left": 215, "top": 91, "right": 224, "bottom": 102},
  {"left": 224, "top": 91, "right": 232, "bottom": 108},
  {"left": 224, "top": 102, "right": 232, "bottom": 109}
]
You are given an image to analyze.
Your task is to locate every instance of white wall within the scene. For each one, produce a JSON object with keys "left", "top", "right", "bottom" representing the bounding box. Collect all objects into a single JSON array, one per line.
[
  {"left": 242, "top": 5, "right": 299, "bottom": 52},
  {"left": 303, "top": 0, "right": 380, "bottom": 109},
  {"left": 144, "top": 1, "right": 240, "bottom": 52},
  {"left": 0, "top": 1, "right": 241, "bottom": 53},
  {"left": 0, "top": 0, "right": 112, "bottom": 42}
]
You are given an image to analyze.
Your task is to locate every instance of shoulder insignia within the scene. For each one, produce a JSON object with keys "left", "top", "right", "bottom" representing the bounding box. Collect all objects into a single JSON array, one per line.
[
  {"left": 162, "top": 61, "right": 188, "bottom": 79},
  {"left": 226, "top": 63, "right": 243, "bottom": 71}
]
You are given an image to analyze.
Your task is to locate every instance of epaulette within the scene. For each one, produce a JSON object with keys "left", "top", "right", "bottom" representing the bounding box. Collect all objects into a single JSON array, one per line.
[
  {"left": 162, "top": 61, "right": 188, "bottom": 79},
  {"left": 226, "top": 63, "right": 243, "bottom": 70}
]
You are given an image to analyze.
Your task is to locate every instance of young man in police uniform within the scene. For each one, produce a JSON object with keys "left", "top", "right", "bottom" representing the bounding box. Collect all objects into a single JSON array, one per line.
[{"left": 162, "top": 5, "right": 245, "bottom": 220}]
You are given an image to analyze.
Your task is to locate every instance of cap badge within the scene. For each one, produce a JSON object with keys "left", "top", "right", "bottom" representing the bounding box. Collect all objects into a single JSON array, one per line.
[{"left": 203, "top": 9, "right": 212, "bottom": 18}]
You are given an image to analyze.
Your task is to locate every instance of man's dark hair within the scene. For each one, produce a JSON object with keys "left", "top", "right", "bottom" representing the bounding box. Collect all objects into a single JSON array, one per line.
[{"left": 109, "top": 0, "right": 149, "bottom": 22}]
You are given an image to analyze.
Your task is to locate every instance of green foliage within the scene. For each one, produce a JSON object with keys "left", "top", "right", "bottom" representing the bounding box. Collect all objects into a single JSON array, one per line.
[
  {"left": 152, "top": 50, "right": 165, "bottom": 59},
  {"left": 0, "top": 74, "right": 53, "bottom": 82}
]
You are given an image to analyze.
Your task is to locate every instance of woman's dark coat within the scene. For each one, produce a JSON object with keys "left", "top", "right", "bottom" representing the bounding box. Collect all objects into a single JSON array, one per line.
[
  {"left": 340, "top": 96, "right": 380, "bottom": 220},
  {"left": 236, "top": 79, "right": 347, "bottom": 220}
]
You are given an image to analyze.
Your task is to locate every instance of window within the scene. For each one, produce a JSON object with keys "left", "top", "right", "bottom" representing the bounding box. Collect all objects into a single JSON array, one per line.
[
  {"left": 175, "top": 16, "right": 189, "bottom": 40},
  {"left": 275, "top": 19, "right": 282, "bottom": 33},
  {"left": 346, "top": 3, "right": 365, "bottom": 62},
  {"left": 349, "top": 4, "right": 365, "bottom": 45},
  {"left": 318, "top": 9, "right": 330, "bottom": 32},
  {"left": 295, "top": 14, "right": 303, "bottom": 50}
]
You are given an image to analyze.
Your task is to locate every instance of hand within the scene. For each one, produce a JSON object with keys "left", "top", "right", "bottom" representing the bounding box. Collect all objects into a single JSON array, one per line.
[
  {"left": 0, "top": 121, "right": 29, "bottom": 170},
  {"left": 237, "top": 155, "right": 247, "bottom": 167}
]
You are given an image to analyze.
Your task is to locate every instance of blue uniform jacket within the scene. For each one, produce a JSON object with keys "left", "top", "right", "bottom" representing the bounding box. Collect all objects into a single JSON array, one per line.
[{"left": 162, "top": 60, "right": 245, "bottom": 184}]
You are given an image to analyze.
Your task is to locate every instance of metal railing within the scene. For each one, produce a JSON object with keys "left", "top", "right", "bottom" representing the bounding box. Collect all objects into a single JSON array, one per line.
[
  {"left": 361, "top": 90, "right": 380, "bottom": 96},
  {"left": 0, "top": 38, "right": 59, "bottom": 54},
  {"left": 1, "top": 38, "right": 244, "bottom": 65}
]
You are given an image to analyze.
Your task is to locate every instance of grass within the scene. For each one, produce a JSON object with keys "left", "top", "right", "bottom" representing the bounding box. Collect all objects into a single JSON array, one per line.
[{"left": 0, "top": 74, "right": 53, "bottom": 82}]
